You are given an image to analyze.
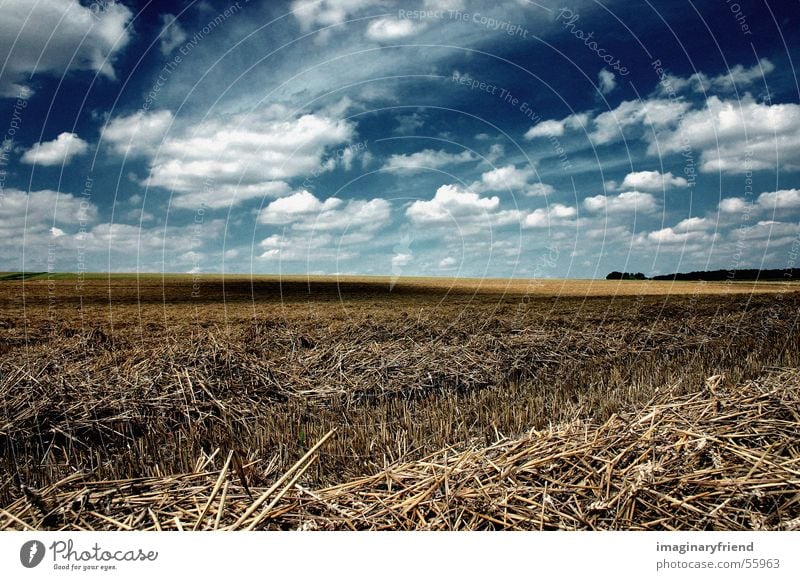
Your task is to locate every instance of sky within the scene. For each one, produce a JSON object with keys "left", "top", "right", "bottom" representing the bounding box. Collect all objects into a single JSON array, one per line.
[{"left": 0, "top": 0, "right": 799, "bottom": 279}]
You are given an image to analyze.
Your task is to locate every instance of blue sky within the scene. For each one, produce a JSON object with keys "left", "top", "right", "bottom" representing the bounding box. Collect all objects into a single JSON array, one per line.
[{"left": 1, "top": 0, "right": 799, "bottom": 278}]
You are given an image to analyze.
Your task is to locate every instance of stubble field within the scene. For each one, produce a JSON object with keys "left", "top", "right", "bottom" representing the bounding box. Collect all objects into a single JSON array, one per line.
[{"left": 1, "top": 275, "right": 799, "bottom": 530}]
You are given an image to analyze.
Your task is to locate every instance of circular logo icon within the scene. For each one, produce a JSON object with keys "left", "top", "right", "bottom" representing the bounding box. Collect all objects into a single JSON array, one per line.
[{"left": 20, "top": 540, "right": 45, "bottom": 568}]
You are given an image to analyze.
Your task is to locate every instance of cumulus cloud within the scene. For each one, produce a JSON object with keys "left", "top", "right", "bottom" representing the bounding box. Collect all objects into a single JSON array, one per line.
[
  {"left": 598, "top": 69, "right": 616, "bottom": 95},
  {"left": 158, "top": 13, "right": 188, "bottom": 55},
  {"left": 523, "top": 204, "right": 576, "bottom": 228},
  {"left": 674, "top": 216, "right": 713, "bottom": 231},
  {"left": 477, "top": 165, "right": 533, "bottom": 191},
  {"left": 174, "top": 182, "right": 292, "bottom": 210},
  {"left": 149, "top": 110, "right": 354, "bottom": 195},
  {"left": 291, "top": 0, "right": 381, "bottom": 31},
  {"left": 258, "top": 190, "right": 343, "bottom": 224},
  {"left": 524, "top": 61, "right": 786, "bottom": 173},
  {"left": 644, "top": 215, "right": 716, "bottom": 245},
  {"left": 406, "top": 184, "right": 522, "bottom": 229},
  {"left": 656, "top": 58, "right": 775, "bottom": 95},
  {"left": 102, "top": 110, "right": 174, "bottom": 157},
  {"left": 0, "top": 0, "right": 132, "bottom": 97},
  {"left": 0, "top": 188, "right": 97, "bottom": 235},
  {"left": 474, "top": 165, "right": 554, "bottom": 197},
  {"left": 620, "top": 170, "right": 688, "bottom": 191},
  {"left": 391, "top": 252, "right": 413, "bottom": 268},
  {"left": 439, "top": 256, "right": 457, "bottom": 268},
  {"left": 718, "top": 197, "right": 751, "bottom": 214},
  {"left": 394, "top": 113, "right": 425, "bottom": 135},
  {"left": 524, "top": 114, "right": 588, "bottom": 139},
  {"left": 258, "top": 199, "right": 390, "bottom": 260},
  {"left": 756, "top": 188, "right": 800, "bottom": 210},
  {"left": 583, "top": 191, "right": 659, "bottom": 214},
  {"left": 259, "top": 190, "right": 391, "bottom": 232},
  {"left": 303, "top": 198, "right": 390, "bottom": 231},
  {"left": 528, "top": 98, "right": 689, "bottom": 146},
  {"left": 382, "top": 149, "right": 476, "bottom": 172},
  {"left": 104, "top": 107, "right": 356, "bottom": 209},
  {"left": 407, "top": 184, "right": 498, "bottom": 223},
  {"left": 366, "top": 18, "right": 425, "bottom": 41},
  {"left": 654, "top": 96, "right": 800, "bottom": 173},
  {"left": 526, "top": 183, "right": 556, "bottom": 197},
  {"left": 0, "top": 195, "right": 225, "bottom": 272},
  {"left": 646, "top": 227, "right": 716, "bottom": 244},
  {"left": 20, "top": 133, "right": 88, "bottom": 166},
  {"left": 592, "top": 99, "right": 690, "bottom": 145},
  {"left": 258, "top": 231, "right": 349, "bottom": 262}
]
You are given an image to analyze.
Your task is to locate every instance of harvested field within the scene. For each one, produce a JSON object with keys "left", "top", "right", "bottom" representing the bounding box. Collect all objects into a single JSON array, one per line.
[{"left": 1, "top": 276, "right": 799, "bottom": 530}]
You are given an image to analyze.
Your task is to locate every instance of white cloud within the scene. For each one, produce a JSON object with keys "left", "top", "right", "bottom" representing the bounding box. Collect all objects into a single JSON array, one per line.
[
  {"left": 620, "top": 170, "right": 688, "bottom": 191},
  {"left": 524, "top": 114, "right": 588, "bottom": 139},
  {"left": 526, "top": 98, "right": 688, "bottom": 147},
  {"left": 592, "top": 99, "right": 690, "bottom": 145},
  {"left": 102, "top": 110, "right": 174, "bottom": 157},
  {"left": 405, "top": 184, "right": 524, "bottom": 234},
  {"left": 531, "top": 61, "right": 788, "bottom": 174},
  {"left": 366, "top": 18, "right": 425, "bottom": 41},
  {"left": 20, "top": 133, "right": 88, "bottom": 166},
  {"left": 757, "top": 188, "right": 800, "bottom": 209},
  {"left": 523, "top": 61, "right": 786, "bottom": 173},
  {"left": 259, "top": 190, "right": 391, "bottom": 232},
  {"left": 121, "top": 208, "right": 155, "bottom": 223},
  {"left": 719, "top": 197, "right": 750, "bottom": 213},
  {"left": 646, "top": 227, "right": 715, "bottom": 244},
  {"left": 486, "top": 143, "right": 505, "bottom": 163},
  {"left": 173, "top": 181, "right": 292, "bottom": 210},
  {"left": 525, "top": 182, "right": 556, "bottom": 197},
  {"left": 0, "top": 189, "right": 96, "bottom": 234},
  {"left": 291, "top": 0, "right": 381, "bottom": 31},
  {"left": 407, "top": 184, "right": 497, "bottom": 223},
  {"left": 150, "top": 110, "right": 354, "bottom": 190},
  {"left": 674, "top": 216, "right": 712, "bottom": 231},
  {"left": 439, "top": 256, "right": 457, "bottom": 268},
  {"left": 259, "top": 190, "right": 343, "bottom": 224},
  {"left": 258, "top": 232, "right": 341, "bottom": 261},
  {"left": 394, "top": 113, "right": 424, "bottom": 135},
  {"left": 382, "top": 149, "right": 476, "bottom": 172},
  {"left": 474, "top": 164, "right": 554, "bottom": 197},
  {"left": 302, "top": 198, "right": 391, "bottom": 231},
  {"left": 158, "top": 13, "right": 188, "bottom": 55},
  {"left": 391, "top": 252, "right": 413, "bottom": 268},
  {"left": 598, "top": 69, "right": 616, "bottom": 95},
  {"left": 523, "top": 204, "right": 576, "bottom": 228},
  {"left": 657, "top": 58, "right": 774, "bottom": 95},
  {"left": 407, "top": 183, "right": 522, "bottom": 227},
  {"left": 478, "top": 165, "right": 534, "bottom": 191},
  {"left": 107, "top": 107, "right": 356, "bottom": 209},
  {"left": 583, "top": 191, "right": 659, "bottom": 214},
  {"left": 653, "top": 96, "right": 800, "bottom": 173},
  {"left": 717, "top": 190, "right": 800, "bottom": 215},
  {"left": 0, "top": 0, "right": 133, "bottom": 96},
  {"left": 0, "top": 203, "right": 231, "bottom": 272},
  {"left": 80, "top": 221, "right": 221, "bottom": 254},
  {"left": 257, "top": 224, "right": 377, "bottom": 262},
  {"left": 742, "top": 220, "right": 800, "bottom": 240}
]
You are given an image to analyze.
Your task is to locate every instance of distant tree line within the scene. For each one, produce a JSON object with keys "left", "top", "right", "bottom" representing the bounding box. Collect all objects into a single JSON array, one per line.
[
  {"left": 605, "top": 268, "right": 800, "bottom": 281},
  {"left": 606, "top": 271, "right": 647, "bottom": 280},
  {"left": 651, "top": 268, "right": 800, "bottom": 281}
]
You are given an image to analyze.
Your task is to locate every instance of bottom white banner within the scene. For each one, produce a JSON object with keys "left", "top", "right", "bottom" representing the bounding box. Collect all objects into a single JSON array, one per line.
[{"left": 1, "top": 531, "right": 797, "bottom": 579}]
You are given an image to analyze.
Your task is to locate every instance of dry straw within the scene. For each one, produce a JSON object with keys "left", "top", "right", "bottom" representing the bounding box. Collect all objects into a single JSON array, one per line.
[{"left": 3, "top": 368, "right": 798, "bottom": 530}]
